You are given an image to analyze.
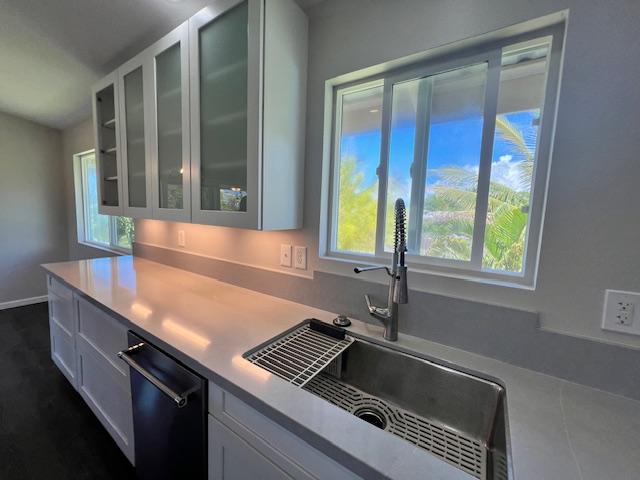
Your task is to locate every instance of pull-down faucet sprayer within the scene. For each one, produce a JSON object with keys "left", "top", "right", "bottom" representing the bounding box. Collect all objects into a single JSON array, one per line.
[{"left": 354, "top": 199, "right": 408, "bottom": 341}]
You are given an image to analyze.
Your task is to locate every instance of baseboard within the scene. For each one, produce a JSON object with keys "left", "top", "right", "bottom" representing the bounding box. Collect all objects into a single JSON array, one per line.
[{"left": 0, "top": 295, "right": 48, "bottom": 311}]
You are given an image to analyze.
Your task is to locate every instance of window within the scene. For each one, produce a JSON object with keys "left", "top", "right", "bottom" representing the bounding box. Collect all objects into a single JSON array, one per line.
[
  {"left": 324, "top": 25, "right": 563, "bottom": 287},
  {"left": 74, "top": 151, "right": 134, "bottom": 252}
]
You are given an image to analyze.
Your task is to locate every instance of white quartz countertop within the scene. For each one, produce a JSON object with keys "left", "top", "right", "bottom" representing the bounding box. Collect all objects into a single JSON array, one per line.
[{"left": 43, "top": 256, "right": 640, "bottom": 480}]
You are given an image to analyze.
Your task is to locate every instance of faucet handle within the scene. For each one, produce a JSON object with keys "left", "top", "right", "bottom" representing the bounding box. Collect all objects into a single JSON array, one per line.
[{"left": 354, "top": 265, "right": 393, "bottom": 276}]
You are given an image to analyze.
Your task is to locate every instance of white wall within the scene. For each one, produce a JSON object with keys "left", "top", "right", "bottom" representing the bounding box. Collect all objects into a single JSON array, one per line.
[
  {"left": 0, "top": 111, "right": 68, "bottom": 303},
  {"left": 135, "top": 0, "right": 640, "bottom": 348}
]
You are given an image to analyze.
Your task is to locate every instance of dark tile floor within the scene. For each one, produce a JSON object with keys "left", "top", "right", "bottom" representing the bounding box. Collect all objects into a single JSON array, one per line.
[{"left": 0, "top": 302, "right": 136, "bottom": 479}]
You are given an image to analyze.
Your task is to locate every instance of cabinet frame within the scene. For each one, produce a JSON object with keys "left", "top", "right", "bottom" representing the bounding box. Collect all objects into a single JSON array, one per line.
[
  {"left": 118, "top": 53, "right": 154, "bottom": 218},
  {"left": 148, "top": 21, "right": 192, "bottom": 222},
  {"left": 92, "top": 73, "right": 124, "bottom": 216},
  {"left": 189, "top": 0, "right": 263, "bottom": 229}
]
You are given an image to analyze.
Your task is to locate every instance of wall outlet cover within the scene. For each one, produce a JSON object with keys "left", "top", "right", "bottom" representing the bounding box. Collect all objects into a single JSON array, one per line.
[
  {"left": 294, "top": 246, "right": 307, "bottom": 270},
  {"left": 177, "top": 230, "right": 186, "bottom": 247},
  {"left": 602, "top": 289, "right": 640, "bottom": 336},
  {"left": 280, "top": 244, "right": 292, "bottom": 267}
]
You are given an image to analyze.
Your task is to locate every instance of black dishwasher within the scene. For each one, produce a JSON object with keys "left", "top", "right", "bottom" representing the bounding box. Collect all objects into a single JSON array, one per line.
[{"left": 118, "top": 331, "right": 207, "bottom": 480}]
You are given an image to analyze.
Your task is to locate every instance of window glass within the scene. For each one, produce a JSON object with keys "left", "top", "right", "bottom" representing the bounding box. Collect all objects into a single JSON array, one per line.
[
  {"left": 82, "top": 154, "right": 110, "bottom": 244},
  {"left": 77, "top": 152, "right": 134, "bottom": 252},
  {"left": 334, "top": 85, "right": 383, "bottom": 255},
  {"left": 482, "top": 41, "right": 549, "bottom": 273},
  {"left": 328, "top": 31, "right": 557, "bottom": 285}
]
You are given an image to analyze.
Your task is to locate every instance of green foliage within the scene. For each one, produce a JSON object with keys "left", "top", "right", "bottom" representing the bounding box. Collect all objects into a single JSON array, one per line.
[
  {"left": 336, "top": 157, "right": 377, "bottom": 253},
  {"left": 116, "top": 216, "right": 135, "bottom": 249}
]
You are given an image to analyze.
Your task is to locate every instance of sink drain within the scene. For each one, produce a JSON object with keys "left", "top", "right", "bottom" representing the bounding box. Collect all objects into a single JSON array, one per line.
[{"left": 354, "top": 407, "right": 387, "bottom": 429}]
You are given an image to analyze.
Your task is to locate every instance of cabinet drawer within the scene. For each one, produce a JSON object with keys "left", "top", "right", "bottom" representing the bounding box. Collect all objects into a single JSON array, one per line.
[
  {"left": 209, "top": 416, "right": 311, "bottom": 480},
  {"left": 50, "top": 320, "right": 77, "bottom": 387},
  {"left": 77, "top": 297, "right": 129, "bottom": 377},
  {"left": 77, "top": 339, "right": 134, "bottom": 464},
  {"left": 209, "top": 384, "right": 359, "bottom": 480},
  {"left": 48, "top": 287, "right": 75, "bottom": 336},
  {"left": 48, "top": 275, "right": 73, "bottom": 301}
]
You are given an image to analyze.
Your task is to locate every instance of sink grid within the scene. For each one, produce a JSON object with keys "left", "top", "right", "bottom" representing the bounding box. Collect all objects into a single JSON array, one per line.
[{"left": 304, "top": 373, "right": 487, "bottom": 479}]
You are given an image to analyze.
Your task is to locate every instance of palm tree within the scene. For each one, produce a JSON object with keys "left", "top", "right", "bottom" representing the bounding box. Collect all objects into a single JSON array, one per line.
[{"left": 424, "top": 115, "right": 536, "bottom": 271}]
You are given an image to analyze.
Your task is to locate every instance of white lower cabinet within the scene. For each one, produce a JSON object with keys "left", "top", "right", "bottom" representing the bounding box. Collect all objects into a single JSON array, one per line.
[
  {"left": 48, "top": 276, "right": 78, "bottom": 388},
  {"left": 209, "top": 417, "right": 312, "bottom": 480},
  {"left": 76, "top": 335, "right": 135, "bottom": 464},
  {"left": 209, "top": 383, "right": 360, "bottom": 480},
  {"left": 47, "top": 277, "right": 134, "bottom": 465}
]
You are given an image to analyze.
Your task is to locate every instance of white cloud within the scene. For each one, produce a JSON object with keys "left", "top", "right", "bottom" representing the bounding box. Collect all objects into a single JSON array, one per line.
[{"left": 490, "top": 155, "right": 525, "bottom": 191}]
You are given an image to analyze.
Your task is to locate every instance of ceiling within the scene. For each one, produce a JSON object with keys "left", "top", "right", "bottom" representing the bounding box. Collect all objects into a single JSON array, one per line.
[{"left": 0, "top": 0, "right": 323, "bottom": 130}]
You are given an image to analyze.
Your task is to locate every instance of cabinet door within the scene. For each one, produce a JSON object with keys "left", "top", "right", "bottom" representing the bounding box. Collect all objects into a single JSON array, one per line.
[
  {"left": 148, "top": 22, "right": 192, "bottom": 222},
  {"left": 48, "top": 276, "right": 78, "bottom": 388},
  {"left": 92, "top": 72, "right": 124, "bottom": 216},
  {"left": 209, "top": 417, "right": 311, "bottom": 480},
  {"left": 118, "top": 53, "right": 153, "bottom": 218},
  {"left": 189, "top": 0, "right": 262, "bottom": 229},
  {"left": 77, "top": 336, "right": 135, "bottom": 464}
]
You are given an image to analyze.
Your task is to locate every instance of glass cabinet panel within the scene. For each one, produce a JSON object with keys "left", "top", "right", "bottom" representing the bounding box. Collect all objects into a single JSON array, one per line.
[
  {"left": 123, "top": 67, "right": 147, "bottom": 208},
  {"left": 156, "top": 43, "right": 184, "bottom": 210},
  {"left": 199, "top": 1, "right": 248, "bottom": 212}
]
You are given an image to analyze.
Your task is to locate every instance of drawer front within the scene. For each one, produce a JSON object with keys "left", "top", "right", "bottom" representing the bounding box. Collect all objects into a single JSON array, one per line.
[
  {"left": 77, "top": 297, "right": 129, "bottom": 377},
  {"left": 48, "top": 288, "right": 75, "bottom": 336},
  {"left": 48, "top": 275, "right": 73, "bottom": 301},
  {"left": 77, "top": 339, "right": 134, "bottom": 464},
  {"left": 209, "top": 416, "right": 307, "bottom": 480},
  {"left": 210, "top": 384, "right": 359, "bottom": 480},
  {"left": 50, "top": 321, "right": 77, "bottom": 387}
]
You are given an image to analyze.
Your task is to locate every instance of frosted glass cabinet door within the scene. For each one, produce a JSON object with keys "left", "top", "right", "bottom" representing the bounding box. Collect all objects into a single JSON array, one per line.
[
  {"left": 190, "top": 0, "right": 261, "bottom": 228},
  {"left": 149, "top": 22, "right": 191, "bottom": 222},
  {"left": 118, "top": 55, "right": 153, "bottom": 218}
]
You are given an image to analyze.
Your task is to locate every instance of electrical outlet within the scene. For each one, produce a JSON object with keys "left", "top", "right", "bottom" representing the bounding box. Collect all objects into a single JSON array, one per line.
[
  {"left": 602, "top": 289, "right": 640, "bottom": 335},
  {"left": 294, "top": 246, "right": 307, "bottom": 270},
  {"left": 177, "top": 230, "right": 186, "bottom": 247},
  {"left": 280, "top": 244, "right": 292, "bottom": 267}
]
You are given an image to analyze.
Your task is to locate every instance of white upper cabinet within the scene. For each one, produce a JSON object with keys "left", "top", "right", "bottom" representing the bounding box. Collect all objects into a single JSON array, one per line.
[
  {"left": 92, "top": 0, "right": 307, "bottom": 229},
  {"left": 190, "top": 0, "right": 307, "bottom": 230},
  {"left": 92, "top": 73, "right": 124, "bottom": 216},
  {"left": 148, "top": 22, "right": 192, "bottom": 222},
  {"left": 118, "top": 54, "right": 154, "bottom": 218}
]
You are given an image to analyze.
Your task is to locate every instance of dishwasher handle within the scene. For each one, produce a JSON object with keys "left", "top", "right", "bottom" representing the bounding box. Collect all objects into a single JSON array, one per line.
[{"left": 118, "top": 343, "right": 189, "bottom": 408}]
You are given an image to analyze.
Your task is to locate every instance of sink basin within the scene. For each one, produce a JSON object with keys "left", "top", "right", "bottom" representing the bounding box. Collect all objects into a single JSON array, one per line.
[
  {"left": 303, "top": 339, "right": 510, "bottom": 480},
  {"left": 245, "top": 322, "right": 510, "bottom": 479}
]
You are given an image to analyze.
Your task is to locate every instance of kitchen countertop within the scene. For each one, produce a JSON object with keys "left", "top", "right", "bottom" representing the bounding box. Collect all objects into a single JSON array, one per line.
[{"left": 43, "top": 256, "right": 640, "bottom": 480}]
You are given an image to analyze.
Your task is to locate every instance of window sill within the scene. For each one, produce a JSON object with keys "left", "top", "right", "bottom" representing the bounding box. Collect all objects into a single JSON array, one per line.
[
  {"left": 78, "top": 240, "right": 131, "bottom": 256},
  {"left": 318, "top": 253, "right": 536, "bottom": 291}
]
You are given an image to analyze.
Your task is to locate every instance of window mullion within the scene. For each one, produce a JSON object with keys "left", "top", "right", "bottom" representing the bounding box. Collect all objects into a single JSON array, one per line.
[
  {"left": 109, "top": 216, "right": 117, "bottom": 248},
  {"left": 470, "top": 51, "right": 502, "bottom": 268},
  {"left": 374, "top": 80, "right": 393, "bottom": 258},
  {"left": 407, "top": 78, "right": 432, "bottom": 254}
]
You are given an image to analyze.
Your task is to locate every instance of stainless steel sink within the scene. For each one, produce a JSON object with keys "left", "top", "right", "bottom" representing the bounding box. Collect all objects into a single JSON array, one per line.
[
  {"left": 302, "top": 339, "right": 510, "bottom": 480},
  {"left": 245, "top": 322, "right": 510, "bottom": 479}
]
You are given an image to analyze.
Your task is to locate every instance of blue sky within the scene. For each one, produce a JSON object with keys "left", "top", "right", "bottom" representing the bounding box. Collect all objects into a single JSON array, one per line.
[{"left": 340, "top": 110, "right": 539, "bottom": 195}]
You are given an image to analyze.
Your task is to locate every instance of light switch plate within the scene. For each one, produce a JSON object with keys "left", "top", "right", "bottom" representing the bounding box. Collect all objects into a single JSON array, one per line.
[
  {"left": 280, "top": 244, "right": 292, "bottom": 267},
  {"left": 294, "top": 246, "right": 307, "bottom": 270},
  {"left": 177, "top": 230, "right": 186, "bottom": 247},
  {"left": 602, "top": 289, "right": 640, "bottom": 335}
]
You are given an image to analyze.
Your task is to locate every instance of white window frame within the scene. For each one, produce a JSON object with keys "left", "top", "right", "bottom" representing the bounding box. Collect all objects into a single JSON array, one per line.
[
  {"left": 73, "top": 150, "right": 132, "bottom": 254},
  {"left": 320, "top": 22, "right": 565, "bottom": 289}
]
